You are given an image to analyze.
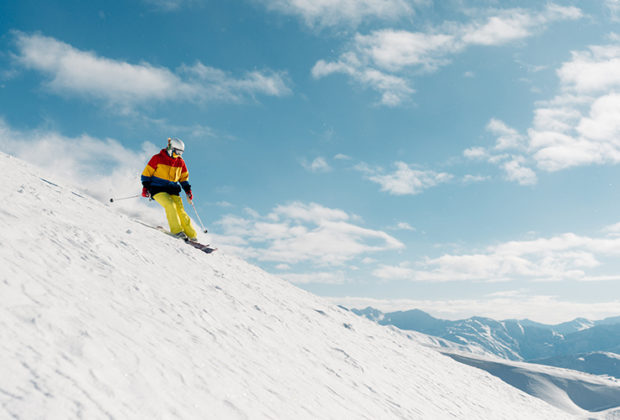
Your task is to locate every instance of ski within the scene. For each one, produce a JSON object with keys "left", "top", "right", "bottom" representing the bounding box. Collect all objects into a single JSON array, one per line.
[
  {"left": 184, "top": 239, "right": 217, "bottom": 254},
  {"left": 155, "top": 225, "right": 217, "bottom": 254},
  {"left": 133, "top": 220, "right": 217, "bottom": 254}
]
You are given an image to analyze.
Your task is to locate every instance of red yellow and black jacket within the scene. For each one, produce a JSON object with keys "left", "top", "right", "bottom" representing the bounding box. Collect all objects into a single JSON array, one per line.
[{"left": 141, "top": 149, "right": 191, "bottom": 196}]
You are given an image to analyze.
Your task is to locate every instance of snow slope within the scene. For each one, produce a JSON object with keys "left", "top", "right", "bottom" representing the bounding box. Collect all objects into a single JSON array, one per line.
[
  {"left": 391, "top": 328, "right": 620, "bottom": 416},
  {"left": 443, "top": 351, "right": 620, "bottom": 417},
  {"left": 0, "top": 152, "right": 571, "bottom": 419},
  {"left": 532, "top": 352, "right": 620, "bottom": 379}
]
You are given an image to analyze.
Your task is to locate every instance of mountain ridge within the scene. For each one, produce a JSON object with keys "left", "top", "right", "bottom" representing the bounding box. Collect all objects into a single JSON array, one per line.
[{"left": 352, "top": 307, "right": 620, "bottom": 377}]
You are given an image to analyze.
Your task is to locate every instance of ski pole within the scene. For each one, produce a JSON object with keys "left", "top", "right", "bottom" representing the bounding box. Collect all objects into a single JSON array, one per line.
[
  {"left": 109, "top": 194, "right": 141, "bottom": 203},
  {"left": 189, "top": 200, "right": 208, "bottom": 233}
]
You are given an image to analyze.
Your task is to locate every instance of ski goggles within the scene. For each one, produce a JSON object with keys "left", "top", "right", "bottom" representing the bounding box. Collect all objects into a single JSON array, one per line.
[{"left": 172, "top": 148, "right": 183, "bottom": 156}]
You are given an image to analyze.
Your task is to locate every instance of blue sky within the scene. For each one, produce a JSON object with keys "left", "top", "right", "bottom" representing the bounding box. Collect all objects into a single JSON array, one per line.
[{"left": 3, "top": 0, "right": 620, "bottom": 322}]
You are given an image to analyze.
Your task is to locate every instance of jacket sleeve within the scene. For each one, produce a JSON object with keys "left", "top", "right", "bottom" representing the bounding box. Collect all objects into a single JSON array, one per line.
[
  {"left": 141, "top": 156, "right": 157, "bottom": 187},
  {"left": 180, "top": 160, "right": 191, "bottom": 192}
]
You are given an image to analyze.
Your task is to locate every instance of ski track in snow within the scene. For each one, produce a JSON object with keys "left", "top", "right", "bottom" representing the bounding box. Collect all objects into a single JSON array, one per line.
[{"left": 0, "top": 151, "right": 608, "bottom": 419}]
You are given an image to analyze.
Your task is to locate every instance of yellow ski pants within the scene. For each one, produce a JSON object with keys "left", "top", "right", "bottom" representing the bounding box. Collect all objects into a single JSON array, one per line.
[{"left": 153, "top": 192, "right": 197, "bottom": 239}]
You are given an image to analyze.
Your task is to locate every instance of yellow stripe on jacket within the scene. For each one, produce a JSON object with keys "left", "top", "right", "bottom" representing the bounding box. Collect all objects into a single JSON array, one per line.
[{"left": 142, "top": 162, "right": 187, "bottom": 183}]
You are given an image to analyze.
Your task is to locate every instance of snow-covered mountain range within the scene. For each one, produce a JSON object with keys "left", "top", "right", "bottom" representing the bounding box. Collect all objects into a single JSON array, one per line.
[
  {"left": 352, "top": 307, "right": 620, "bottom": 378},
  {"left": 1, "top": 151, "right": 619, "bottom": 419}
]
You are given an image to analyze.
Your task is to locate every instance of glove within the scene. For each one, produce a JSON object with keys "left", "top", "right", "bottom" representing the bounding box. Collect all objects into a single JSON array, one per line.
[
  {"left": 142, "top": 187, "right": 150, "bottom": 198},
  {"left": 186, "top": 190, "right": 193, "bottom": 201}
]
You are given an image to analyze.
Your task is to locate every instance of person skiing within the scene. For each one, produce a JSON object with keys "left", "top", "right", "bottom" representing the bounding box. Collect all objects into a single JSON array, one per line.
[{"left": 141, "top": 137, "right": 197, "bottom": 241}]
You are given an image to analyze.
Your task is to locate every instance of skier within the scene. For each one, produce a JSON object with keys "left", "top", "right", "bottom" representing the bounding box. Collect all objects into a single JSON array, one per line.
[{"left": 141, "top": 137, "right": 197, "bottom": 241}]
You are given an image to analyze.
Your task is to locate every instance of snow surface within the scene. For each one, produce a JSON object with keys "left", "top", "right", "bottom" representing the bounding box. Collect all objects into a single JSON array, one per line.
[
  {"left": 400, "top": 327, "right": 620, "bottom": 416},
  {"left": 0, "top": 152, "right": 580, "bottom": 419},
  {"left": 443, "top": 351, "right": 620, "bottom": 417}
]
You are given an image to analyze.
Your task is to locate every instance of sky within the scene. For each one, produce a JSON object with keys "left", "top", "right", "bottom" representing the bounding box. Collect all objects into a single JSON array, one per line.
[{"left": 2, "top": 0, "right": 620, "bottom": 323}]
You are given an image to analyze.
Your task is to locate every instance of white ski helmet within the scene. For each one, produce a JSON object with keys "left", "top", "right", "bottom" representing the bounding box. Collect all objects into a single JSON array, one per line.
[{"left": 167, "top": 137, "right": 185, "bottom": 157}]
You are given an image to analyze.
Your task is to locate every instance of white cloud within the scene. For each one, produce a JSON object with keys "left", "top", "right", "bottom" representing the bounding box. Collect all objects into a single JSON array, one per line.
[
  {"left": 215, "top": 201, "right": 234, "bottom": 208},
  {"left": 281, "top": 271, "right": 349, "bottom": 285},
  {"left": 355, "top": 30, "right": 457, "bottom": 72},
  {"left": 312, "top": 55, "right": 414, "bottom": 106},
  {"left": 603, "top": 221, "right": 620, "bottom": 237},
  {"left": 469, "top": 41, "right": 620, "bottom": 178},
  {"left": 461, "top": 5, "right": 581, "bottom": 47},
  {"left": 357, "top": 161, "right": 452, "bottom": 195},
  {"left": 464, "top": 120, "right": 537, "bottom": 184},
  {"left": 270, "top": 202, "right": 349, "bottom": 224},
  {"left": 394, "top": 222, "right": 415, "bottom": 231},
  {"left": 13, "top": 32, "right": 290, "bottom": 111},
  {"left": 330, "top": 295, "right": 620, "bottom": 324},
  {"left": 463, "top": 147, "right": 488, "bottom": 160},
  {"left": 360, "top": 68, "right": 415, "bottom": 106},
  {"left": 462, "top": 174, "right": 489, "bottom": 183},
  {"left": 486, "top": 118, "right": 526, "bottom": 151},
  {"left": 257, "top": 0, "right": 418, "bottom": 28},
  {"left": 558, "top": 45, "right": 620, "bottom": 94},
  {"left": 373, "top": 263, "right": 415, "bottom": 280},
  {"left": 378, "top": 231, "right": 620, "bottom": 284},
  {"left": 501, "top": 156, "right": 537, "bottom": 185},
  {"left": 313, "top": 4, "right": 582, "bottom": 105},
  {"left": 577, "top": 93, "right": 620, "bottom": 141},
  {"left": 302, "top": 156, "right": 331, "bottom": 172},
  {"left": 334, "top": 153, "right": 352, "bottom": 160},
  {"left": 531, "top": 107, "right": 582, "bottom": 135},
  {"left": 528, "top": 43, "right": 620, "bottom": 171},
  {"left": 461, "top": 14, "right": 531, "bottom": 46},
  {"left": 385, "top": 222, "right": 416, "bottom": 231},
  {"left": 215, "top": 201, "right": 404, "bottom": 266},
  {"left": 14, "top": 32, "right": 184, "bottom": 105},
  {"left": 608, "top": 0, "right": 620, "bottom": 21},
  {"left": 181, "top": 62, "right": 291, "bottom": 100}
]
